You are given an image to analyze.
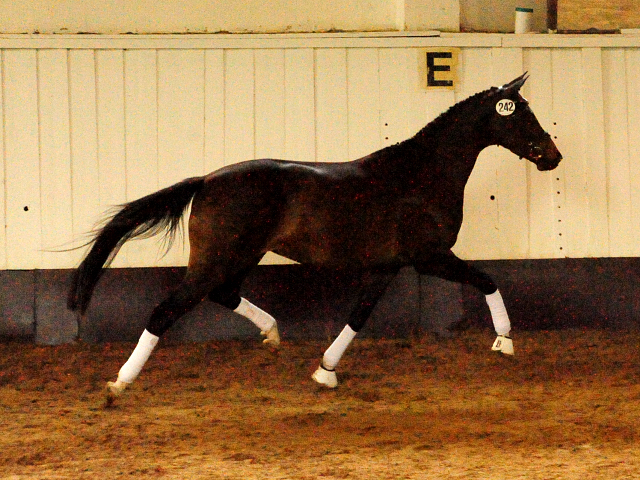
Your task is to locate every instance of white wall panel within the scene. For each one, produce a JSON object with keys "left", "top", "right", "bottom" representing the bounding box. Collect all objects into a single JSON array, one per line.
[
  {"left": 0, "top": 54, "right": 6, "bottom": 269},
  {"left": 95, "top": 50, "right": 128, "bottom": 267},
  {"left": 255, "top": 50, "right": 286, "bottom": 160},
  {"left": 347, "top": 48, "right": 381, "bottom": 159},
  {"left": 224, "top": 50, "right": 255, "bottom": 165},
  {"left": 69, "top": 50, "right": 99, "bottom": 257},
  {"left": 1, "top": 37, "right": 639, "bottom": 269},
  {"left": 553, "top": 50, "right": 591, "bottom": 259},
  {"left": 284, "top": 49, "right": 315, "bottom": 162},
  {"left": 381, "top": 49, "right": 432, "bottom": 141},
  {"left": 158, "top": 50, "right": 205, "bottom": 186},
  {"left": 315, "top": 49, "right": 348, "bottom": 162},
  {"left": 579, "top": 48, "right": 609, "bottom": 258},
  {"left": 626, "top": 49, "right": 640, "bottom": 257},
  {"left": 3, "top": 50, "right": 41, "bottom": 269},
  {"left": 602, "top": 49, "right": 632, "bottom": 257},
  {"left": 38, "top": 50, "right": 73, "bottom": 268},
  {"left": 124, "top": 50, "right": 159, "bottom": 200},
  {"left": 204, "top": 50, "right": 226, "bottom": 173}
]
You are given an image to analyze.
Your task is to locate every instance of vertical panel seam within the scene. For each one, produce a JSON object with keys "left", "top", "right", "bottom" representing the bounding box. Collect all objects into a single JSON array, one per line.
[
  {"left": 67, "top": 49, "right": 75, "bottom": 243},
  {"left": 252, "top": 49, "right": 256, "bottom": 160},
  {"left": 201, "top": 49, "right": 206, "bottom": 174},
  {"left": 345, "top": 48, "right": 350, "bottom": 160},
  {"left": 283, "top": 49, "right": 288, "bottom": 160},
  {"left": 223, "top": 49, "right": 228, "bottom": 166},
  {"left": 123, "top": 49, "right": 129, "bottom": 201},
  {"left": 155, "top": 49, "right": 160, "bottom": 183},
  {"left": 36, "top": 50, "right": 44, "bottom": 267},
  {"left": 95, "top": 51, "right": 102, "bottom": 207},
  {"left": 313, "top": 48, "right": 318, "bottom": 162},
  {"left": 376, "top": 48, "right": 382, "bottom": 149},
  {"left": 222, "top": 49, "right": 226, "bottom": 167},
  {"left": 624, "top": 49, "right": 634, "bottom": 255},
  {"left": 0, "top": 49, "right": 6, "bottom": 269}
]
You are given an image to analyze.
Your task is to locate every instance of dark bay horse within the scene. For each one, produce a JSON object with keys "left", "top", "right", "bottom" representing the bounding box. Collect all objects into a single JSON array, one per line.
[{"left": 68, "top": 73, "right": 562, "bottom": 399}]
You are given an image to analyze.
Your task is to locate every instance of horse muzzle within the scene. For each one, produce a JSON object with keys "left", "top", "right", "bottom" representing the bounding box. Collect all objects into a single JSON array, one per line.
[
  {"left": 526, "top": 137, "right": 562, "bottom": 171},
  {"left": 534, "top": 148, "right": 562, "bottom": 171},
  {"left": 536, "top": 157, "right": 561, "bottom": 171}
]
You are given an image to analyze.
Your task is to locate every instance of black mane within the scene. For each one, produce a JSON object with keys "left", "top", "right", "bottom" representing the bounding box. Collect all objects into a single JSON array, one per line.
[
  {"left": 362, "top": 86, "right": 497, "bottom": 174},
  {"left": 413, "top": 87, "right": 496, "bottom": 143}
]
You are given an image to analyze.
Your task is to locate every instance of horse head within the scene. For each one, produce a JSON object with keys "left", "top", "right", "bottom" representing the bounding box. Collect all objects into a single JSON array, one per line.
[{"left": 487, "top": 73, "right": 562, "bottom": 171}]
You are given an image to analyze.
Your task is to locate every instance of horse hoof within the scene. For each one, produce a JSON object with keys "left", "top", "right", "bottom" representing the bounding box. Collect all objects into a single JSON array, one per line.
[
  {"left": 312, "top": 365, "right": 338, "bottom": 388},
  {"left": 491, "top": 335, "right": 514, "bottom": 356},
  {"left": 105, "top": 380, "right": 128, "bottom": 405},
  {"left": 261, "top": 324, "right": 280, "bottom": 347}
]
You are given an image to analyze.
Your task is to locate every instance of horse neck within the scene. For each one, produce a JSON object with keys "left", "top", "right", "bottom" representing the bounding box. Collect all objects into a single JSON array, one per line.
[
  {"left": 360, "top": 101, "right": 494, "bottom": 191},
  {"left": 386, "top": 112, "right": 493, "bottom": 194},
  {"left": 417, "top": 117, "right": 493, "bottom": 182}
]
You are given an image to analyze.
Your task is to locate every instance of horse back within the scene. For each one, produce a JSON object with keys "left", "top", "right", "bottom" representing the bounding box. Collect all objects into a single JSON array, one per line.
[{"left": 193, "top": 158, "right": 461, "bottom": 268}]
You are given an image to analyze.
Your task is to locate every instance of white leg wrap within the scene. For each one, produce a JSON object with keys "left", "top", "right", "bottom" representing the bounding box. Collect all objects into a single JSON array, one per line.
[
  {"left": 312, "top": 325, "right": 357, "bottom": 388},
  {"left": 234, "top": 297, "right": 275, "bottom": 332},
  {"left": 485, "top": 290, "right": 511, "bottom": 336},
  {"left": 234, "top": 297, "right": 280, "bottom": 346},
  {"left": 322, "top": 325, "right": 357, "bottom": 371},
  {"left": 117, "top": 329, "right": 159, "bottom": 384}
]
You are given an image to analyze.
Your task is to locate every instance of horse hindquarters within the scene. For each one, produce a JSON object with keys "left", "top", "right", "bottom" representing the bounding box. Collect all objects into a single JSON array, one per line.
[
  {"left": 106, "top": 172, "right": 286, "bottom": 402},
  {"left": 147, "top": 166, "right": 287, "bottom": 335}
]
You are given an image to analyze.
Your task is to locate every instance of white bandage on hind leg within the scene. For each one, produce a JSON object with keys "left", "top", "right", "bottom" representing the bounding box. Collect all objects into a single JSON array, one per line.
[
  {"left": 485, "top": 290, "right": 511, "bottom": 336},
  {"left": 234, "top": 297, "right": 276, "bottom": 332},
  {"left": 117, "top": 329, "right": 159, "bottom": 384},
  {"left": 322, "top": 325, "right": 358, "bottom": 371}
]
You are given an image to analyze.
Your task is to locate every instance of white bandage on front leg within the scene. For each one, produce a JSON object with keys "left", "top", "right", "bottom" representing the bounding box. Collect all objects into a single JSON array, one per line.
[
  {"left": 486, "top": 290, "right": 511, "bottom": 336},
  {"left": 312, "top": 325, "right": 358, "bottom": 388},
  {"left": 486, "top": 290, "right": 514, "bottom": 356},
  {"left": 234, "top": 297, "right": 280, "bottom": 346},
  {"left": 322, "top": 325, "right": 358, "bottom": 371}
]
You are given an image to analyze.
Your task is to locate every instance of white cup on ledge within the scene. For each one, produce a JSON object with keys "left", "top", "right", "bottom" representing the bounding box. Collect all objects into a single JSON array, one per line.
[{"left": 515, "top": 7, "right": 533, "bottom": 34}]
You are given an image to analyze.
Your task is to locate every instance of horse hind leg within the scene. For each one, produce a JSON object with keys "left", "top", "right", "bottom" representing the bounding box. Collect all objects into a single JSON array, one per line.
[
  {"left": 208, "top": 283, "right": 280, "bottom": 347},
  {"left": 105, "top": 272, "right": 216, "bottom": 405},
  {"left": 312, "top": 270, "right": 397, "bottom": 388},
  {"left": 236, "top": 298, "right": 280, "bottom": 346}
]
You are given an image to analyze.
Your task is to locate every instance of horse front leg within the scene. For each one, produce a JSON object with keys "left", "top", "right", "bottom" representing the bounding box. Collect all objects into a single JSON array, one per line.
[
  {"left": 312, "top": 270, "right": 397, "bottom": 388},
  {"left": 415, "top": 251, "right": 514, "bottom": 355}
]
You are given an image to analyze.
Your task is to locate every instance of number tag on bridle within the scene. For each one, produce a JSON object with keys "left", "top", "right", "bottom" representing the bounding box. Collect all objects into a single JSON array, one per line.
[{"left": 496, "top": 99, "right": 515, "bottom": 116}]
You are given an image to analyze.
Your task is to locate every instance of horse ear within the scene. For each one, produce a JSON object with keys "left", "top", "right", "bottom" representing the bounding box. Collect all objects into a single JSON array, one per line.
[{"left": 500, "top": 72, "right": 529, "bottom": 93}]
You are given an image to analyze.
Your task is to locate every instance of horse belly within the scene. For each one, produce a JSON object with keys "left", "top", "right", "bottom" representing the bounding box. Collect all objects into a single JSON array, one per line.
[{"left": 270, "top": 208, "right": 400, "bottom": 268}]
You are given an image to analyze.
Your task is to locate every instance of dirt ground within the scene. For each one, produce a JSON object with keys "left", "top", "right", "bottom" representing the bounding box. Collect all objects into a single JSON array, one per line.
[{"left": 1, "top": 328, "right": 640, "bottom": 479}]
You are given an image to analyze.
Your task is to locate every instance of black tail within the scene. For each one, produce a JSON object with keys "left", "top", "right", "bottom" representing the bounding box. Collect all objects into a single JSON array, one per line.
[{"left": 68, "top": 176, "right": 206, "bottom": 314}]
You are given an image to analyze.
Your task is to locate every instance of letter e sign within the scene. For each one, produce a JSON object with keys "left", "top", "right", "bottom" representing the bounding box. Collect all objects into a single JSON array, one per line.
[{"left": 419, "top": 48, "right": 459, "bottom": 90}]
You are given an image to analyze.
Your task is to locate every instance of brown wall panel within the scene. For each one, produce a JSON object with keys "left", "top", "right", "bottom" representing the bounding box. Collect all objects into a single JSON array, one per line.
[
  {"left": 2, "top": 259, "right": 639, "bottom": 345},
  {"left": 558, "top": 0, "right": 640, "bottom": 30}
]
